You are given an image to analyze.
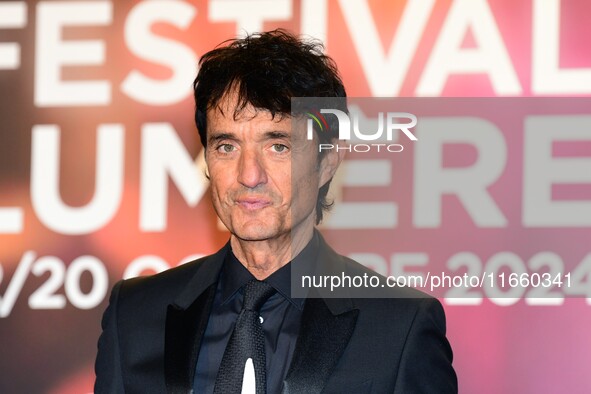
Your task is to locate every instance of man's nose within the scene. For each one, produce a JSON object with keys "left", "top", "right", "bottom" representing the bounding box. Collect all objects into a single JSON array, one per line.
[{"left": 237, "top": 149, "right": 267, "bottom": 188}]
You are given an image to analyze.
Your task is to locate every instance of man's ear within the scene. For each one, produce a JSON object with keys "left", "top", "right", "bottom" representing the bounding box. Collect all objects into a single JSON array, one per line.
[
  {"left": 319, "top": 140, "right": 346, "bottom": 187},
  {"left": 200, "top": 149, "right": 211, "bottom": 180}
]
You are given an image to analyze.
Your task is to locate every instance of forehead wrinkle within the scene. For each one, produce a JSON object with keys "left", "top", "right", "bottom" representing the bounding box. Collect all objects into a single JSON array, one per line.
[
  {"left": 261, "top": 130, "right": 291, "bottom": 140},
  {"left": 210, "top": 88, "right": 293, "bottom": 125}
]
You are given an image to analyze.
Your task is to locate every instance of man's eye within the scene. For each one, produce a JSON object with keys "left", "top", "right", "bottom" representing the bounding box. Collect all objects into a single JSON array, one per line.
[
  {"left": 271, "top": 144, "right": 288, "bottom": 153},
  {"left": 217, "top": 144, "right": 235, "bottom": 153}
]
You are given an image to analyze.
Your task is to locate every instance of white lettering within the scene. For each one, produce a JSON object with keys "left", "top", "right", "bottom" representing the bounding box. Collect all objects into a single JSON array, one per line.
[
  {"left": 209, "top": 0, "right": 291, "bottom": 36},
  {"left": 35, "top": 1, "right": 112, "bottom": 106},
  {"left": 523, "top": 116, "right": 591, "bottom": 226},
  {"left": 121, "top": 0, "right": 197, "bottom": 105},
  {"left": 301, "top": 0, "right": 327, "bottom": 45},
  {"left": 416, "top": 0, "right": 521, "bottom": 96},
  {"left": 140, "top": 123, "right": 208, "bottom": 231},
  {"left": 414, "top": 117, "right": 507, "bottom": 227},
  {"left": 31, "top": 124, "right": 124, "bottom": 234},
  {"left": 338, "top": 0, "right": 435, "bottom": 96},
  {"left": 0, "top": 2, "right": 27, "bottom": 69},
  {"left": 532, "top": 0, "right": 591, "bottom": 94}
]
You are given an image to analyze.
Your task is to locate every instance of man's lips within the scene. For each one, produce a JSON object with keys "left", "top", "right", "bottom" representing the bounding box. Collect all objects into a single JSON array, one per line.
[{"left": 235, "top": 198, "right": 272, "bottom": 210}]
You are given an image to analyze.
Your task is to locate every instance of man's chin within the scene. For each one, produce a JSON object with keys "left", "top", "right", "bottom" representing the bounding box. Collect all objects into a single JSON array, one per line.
[{"left": 231, "top": 225, "right": 288, "bottom": 243}]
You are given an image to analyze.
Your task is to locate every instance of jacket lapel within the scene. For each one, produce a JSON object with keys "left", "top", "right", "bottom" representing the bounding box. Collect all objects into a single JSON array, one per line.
[
  {"left": 164, "top": 243, "right": 229, "bottom": 394},
  {"left": 165, "top": 285, "right": 216, "bottom": 394},
  {"left": 163, "top": 234, "right": 360, "bottom": 394},
  {"left": 283, "top": 296, "right": 359, "bottom": 394},
  {"left": 283, "top": 234, "right": 360, "bottom": 394}
]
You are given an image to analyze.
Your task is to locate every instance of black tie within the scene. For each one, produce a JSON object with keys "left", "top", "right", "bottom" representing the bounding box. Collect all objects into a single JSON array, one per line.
[{"left": 214, "top": 279, "right": 276, "bottom": 394}]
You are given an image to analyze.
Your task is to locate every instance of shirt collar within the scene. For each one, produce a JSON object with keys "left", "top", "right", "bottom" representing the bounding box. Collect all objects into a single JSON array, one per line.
[{"left": 219, "top": 233, "right": 319, "bottom": 311}]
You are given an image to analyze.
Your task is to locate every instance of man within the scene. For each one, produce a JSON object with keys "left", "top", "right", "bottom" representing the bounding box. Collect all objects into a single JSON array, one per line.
[{"left": 95, "top": 29, "right": 457, "bottom": 393}]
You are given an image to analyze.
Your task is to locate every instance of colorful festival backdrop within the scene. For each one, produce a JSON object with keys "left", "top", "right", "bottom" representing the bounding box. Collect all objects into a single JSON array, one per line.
[{"left": 1, "top": 0, "right": 591, "bottom": 392}]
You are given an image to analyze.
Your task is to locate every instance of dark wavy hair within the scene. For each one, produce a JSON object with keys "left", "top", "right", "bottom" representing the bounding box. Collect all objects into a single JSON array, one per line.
[{"left": 193, "top": 29, "right": 347, "bottom": 224}]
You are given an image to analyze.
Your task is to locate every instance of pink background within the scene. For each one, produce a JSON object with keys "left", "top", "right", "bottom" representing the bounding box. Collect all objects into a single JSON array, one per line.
[{"left": 1, "top": 1, "right": 590, "bottom": 392}]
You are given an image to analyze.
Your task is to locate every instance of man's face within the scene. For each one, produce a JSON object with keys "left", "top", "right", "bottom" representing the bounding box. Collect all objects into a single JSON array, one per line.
[{"left": 205, "top": 92, "right": 335, "bottom": 243}]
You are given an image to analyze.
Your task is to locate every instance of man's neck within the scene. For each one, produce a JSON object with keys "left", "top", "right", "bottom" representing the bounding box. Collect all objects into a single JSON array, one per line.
[{"left": 230, "top": 226, "right": 314, "bottom": 280}]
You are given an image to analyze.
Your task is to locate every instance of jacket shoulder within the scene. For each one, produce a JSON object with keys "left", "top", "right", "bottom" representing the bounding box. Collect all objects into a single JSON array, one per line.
[
  {"left": 117, "top": 255, "right": 208, "bottom": 304},
  {"left": 114, "top": 242, "right": 228, "bottom": 317}
]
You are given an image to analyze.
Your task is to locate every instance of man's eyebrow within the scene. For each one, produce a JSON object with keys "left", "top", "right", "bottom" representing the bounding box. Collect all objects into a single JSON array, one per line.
[
  {"left": 207, "top": 132, "right": 236, "bottom": 144},
  {"left": 262, "top": 131, "right": 290, "bottom": 139},
  {"left": 207, "top": 130, "right": 291, "bottom": 145}
]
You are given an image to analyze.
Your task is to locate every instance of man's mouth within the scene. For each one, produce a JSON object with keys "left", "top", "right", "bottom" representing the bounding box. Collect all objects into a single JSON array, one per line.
[{"left": 235, "top": 198, "right": 272, "bottom": 210}]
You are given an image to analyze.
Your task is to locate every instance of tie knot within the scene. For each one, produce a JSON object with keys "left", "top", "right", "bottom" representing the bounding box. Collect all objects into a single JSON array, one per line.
[{"left": 242, "top": 280, "right": 276, "bottom": 312}]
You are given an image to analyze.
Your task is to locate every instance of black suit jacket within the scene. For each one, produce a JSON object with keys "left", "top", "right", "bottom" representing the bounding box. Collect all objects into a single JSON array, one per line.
[{"left": 95, "top": 235, "right": 457, "bottom": 393}]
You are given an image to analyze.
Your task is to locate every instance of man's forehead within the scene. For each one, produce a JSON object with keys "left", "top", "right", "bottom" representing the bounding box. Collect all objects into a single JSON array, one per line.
[
  {"left": 206, "top": 86, "right": 305, "bottom": 125},
  {"left": 208, "top": 103, "right": 278, "bottom": 123},
  {"left": 207, "top": 92, "right": 271, "bottom": 120},
  {"left": 206, "top": 103, "right": 299, "bottom": 134}
]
